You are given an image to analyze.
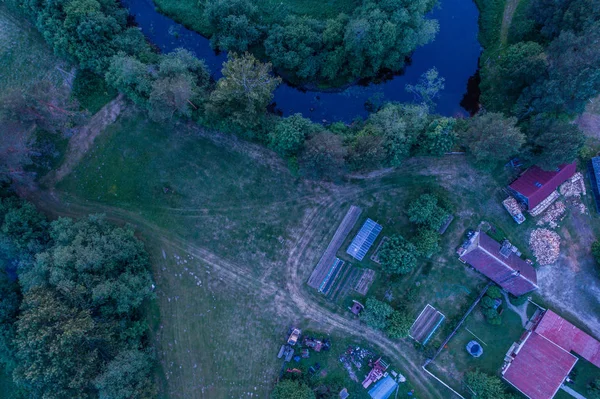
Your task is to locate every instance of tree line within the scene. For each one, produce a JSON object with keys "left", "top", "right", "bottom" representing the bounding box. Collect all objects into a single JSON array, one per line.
[
  {"left": 0, "top": 194, "right": 156, "bottom": 399},
  {"left": 204, "top": 0, "right": 439, "bottom": 85},
  {"left": 4, "top": 0, "right": 588, "bottom": 183},
  {"left": 475, "top": 0, "right": 599, "bottom": 169}
]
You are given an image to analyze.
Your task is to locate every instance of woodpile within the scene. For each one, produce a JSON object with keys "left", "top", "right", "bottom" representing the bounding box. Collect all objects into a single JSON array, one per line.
[
  {"left": 560, "top": 172, "right": 586, "bottom": 197},
  {"left": 529, "top": 229, "right": 560, "bottom": 265},
  {"left": 536, "top": 201, "right": 566, "bottom": 229}
]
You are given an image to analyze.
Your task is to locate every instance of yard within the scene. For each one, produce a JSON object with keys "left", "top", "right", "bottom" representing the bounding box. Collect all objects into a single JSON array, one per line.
[{"left": 428, "top": 304, "right": 527, "bottom": 396}]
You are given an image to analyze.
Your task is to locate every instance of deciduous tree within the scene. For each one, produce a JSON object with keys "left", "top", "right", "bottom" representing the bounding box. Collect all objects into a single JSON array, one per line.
[
  {"left": 208, "top": 53, "right": 281, "bottom": 129},
  {"left": 299, "top": 132, "right": 347, "bottom": 180},
  {"left": 461, "top": 113, "right": 524, "bottom": 169},
  {"left": 360, "top": 297, "right": 393, "bottom": 330},
  {"left": 271, "top": 380, "right": 315, "bottom": 399},
  {"left": 386, "top": 310, "right": 412, "bottom": 339},
  {"left": 378, "top": 234, "right": 418, "bottom": 275}
]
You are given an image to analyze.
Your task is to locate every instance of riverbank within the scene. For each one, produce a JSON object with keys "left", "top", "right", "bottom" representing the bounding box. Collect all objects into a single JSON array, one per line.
[{"left": 123, "top": 0, "right": 481, "bottom": 121}]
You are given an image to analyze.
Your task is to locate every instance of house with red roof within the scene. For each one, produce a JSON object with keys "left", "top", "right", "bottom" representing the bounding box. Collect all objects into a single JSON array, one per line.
[
  {"left": 502, "top": 310, "right": 600, "bottom": 399},
  {"left": 508, "top": 162, "right": 576, "bottom": 216},
  {"left": 458, "top": 231, "right": 538, "bottom": 296}
]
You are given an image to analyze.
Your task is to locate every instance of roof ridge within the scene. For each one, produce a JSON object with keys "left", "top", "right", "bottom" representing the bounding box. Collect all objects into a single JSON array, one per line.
[{"left": 478, "top": 235, "right": 538, "bottom": 287}]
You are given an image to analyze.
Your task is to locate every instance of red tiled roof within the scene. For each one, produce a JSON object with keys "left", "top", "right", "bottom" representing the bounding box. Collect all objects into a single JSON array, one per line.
[
  {"left": 503, "top": 332, "right": 578, "bottom": 399},
  {"left": 459, "top": 232, "right": 538, "bottom": 296},
  {"left": 509, "top": 163, "right": 576, "bottom": 209},
  {"left": 535, "top": 310, "right": 600, "bottom": 368}
]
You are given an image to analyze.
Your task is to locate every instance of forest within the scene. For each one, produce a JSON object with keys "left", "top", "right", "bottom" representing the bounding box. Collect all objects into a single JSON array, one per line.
[{"left": 0, "top": 194, "right": 156, "bottom": 398}]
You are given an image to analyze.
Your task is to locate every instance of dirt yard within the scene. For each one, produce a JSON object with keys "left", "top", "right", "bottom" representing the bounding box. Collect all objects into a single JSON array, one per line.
[{"left": 536, "top": 207, "right": 600, "bottom": 336}]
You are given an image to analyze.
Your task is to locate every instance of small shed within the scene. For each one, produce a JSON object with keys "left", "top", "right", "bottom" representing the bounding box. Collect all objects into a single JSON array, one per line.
[
  {"left": 350, "top": 300, "right": 364, "bottom": 315},
  {"left": 339, "top": 388, "right": 350, "bottom": 399}
]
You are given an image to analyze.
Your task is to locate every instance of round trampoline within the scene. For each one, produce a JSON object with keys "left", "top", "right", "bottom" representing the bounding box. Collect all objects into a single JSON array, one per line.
[{"left": 466, "top": 340, "right": 483, "bottom": 357}]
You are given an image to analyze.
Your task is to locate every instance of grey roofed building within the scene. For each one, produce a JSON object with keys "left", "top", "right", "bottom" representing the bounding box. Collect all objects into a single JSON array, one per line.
[
  {"left": 346, "top": 219, "right": 382, "bottom": 261},
  {"left": 589, "top": 157, "right": 600, "bottom": 213}
]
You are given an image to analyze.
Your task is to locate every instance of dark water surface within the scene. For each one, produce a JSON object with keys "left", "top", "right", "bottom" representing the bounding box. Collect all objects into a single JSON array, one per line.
[{"left": 122, "top": 0, "right": 481, "bottom": 122}]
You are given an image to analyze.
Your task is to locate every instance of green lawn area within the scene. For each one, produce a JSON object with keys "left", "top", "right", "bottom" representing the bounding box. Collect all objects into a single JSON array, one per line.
[
  {"left": 429, "top": 304, "right": 527, "bottom": 395},
  {"left": 57, "top": 112, "right": 313, "bottom": 282},
  {"left": 555, "top": 356, "right": 600, "bottom": 399},
  {"left": 153, "top": 0, "right": 360, "bottom": 37},
  {"left": 0, "top": 4, "right": 68, "bottom": 92}
]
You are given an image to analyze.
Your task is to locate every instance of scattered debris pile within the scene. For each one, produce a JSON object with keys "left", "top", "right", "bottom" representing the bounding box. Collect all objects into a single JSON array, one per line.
[
  {"left": 339, "top": 346, "right": 375, "bottom": 382},
  {"left": 529, "top": 229, "right": 560, "bottom": 265},
  {"left": 536, "top": 201, "right": 566, "bottom": 228},
  {"left": 559, "top": 172, "right": 586, "bottom": 197}
]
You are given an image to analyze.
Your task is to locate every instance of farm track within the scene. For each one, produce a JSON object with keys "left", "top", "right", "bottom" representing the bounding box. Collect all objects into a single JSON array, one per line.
[{"left": 24, "top": 178, "right": 451, "bottom": 398}]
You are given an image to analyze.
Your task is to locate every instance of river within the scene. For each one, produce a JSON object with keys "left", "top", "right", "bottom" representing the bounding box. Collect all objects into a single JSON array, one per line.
[{"left": 121, "top": 0, "right": 481, "bottom": 122}]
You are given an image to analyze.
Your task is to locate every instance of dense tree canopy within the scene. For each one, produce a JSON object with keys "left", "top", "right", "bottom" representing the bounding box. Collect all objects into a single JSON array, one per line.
[
  {"left": 208, "top": 53, "right": 281, "bottom": 130},
  {"left": 523, "top": 115, "right": 585, "bottom": 170},
  {"left": 461, "top": 113, "right": 525, "bottom": 169},
  {"left": 204, "top": 0, "right": 262, "bottom": 52},
  {"left": 360, "top": 297, "right": 394, "bottom": 330},
  {"left": 407, "top": 193, "right": 449, "bottom": 231},
  {"left": 378, "top": 234, "right": 418, "bottom": 275},
  {"left": 0, "top": 197, "right": 157, "bottom": 399},
  {"left": 465, "top": 370, "right": 515, "bottom": 399}
]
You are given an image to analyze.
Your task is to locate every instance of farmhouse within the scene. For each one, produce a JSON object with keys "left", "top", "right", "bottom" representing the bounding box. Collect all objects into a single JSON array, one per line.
[
  {"left": 507, "top": 162, "right": 576, "bottom": 216},
  {"left": 458, "top": 231, "right": 538, "bottom": 296},
  {"left": 502, "top": 310, "right": 600, "bottom": 399}
]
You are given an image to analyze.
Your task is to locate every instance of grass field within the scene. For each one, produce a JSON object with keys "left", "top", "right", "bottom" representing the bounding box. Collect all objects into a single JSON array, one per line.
[
  {"left": 44, "top": 105, "right": 600, "bottom": 398},
  {"left": 54, "top": 109, "right": 530, "bottom": 398},
  {"left": 429, "top": 306, "right": 526, "bottom": 395},
  {"left": 153, "top": 0, "right": 360, "bottom": 38},
  {"left": 0, "top": 4, "right": 68, "bottom": 93}
]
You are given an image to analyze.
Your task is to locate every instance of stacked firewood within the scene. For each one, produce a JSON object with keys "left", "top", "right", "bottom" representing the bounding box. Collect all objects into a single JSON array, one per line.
[
  {"left": 529, "top": 229, "right": 561, "bottom": 265},
  {"left": 536, "top": 201, "right": 566, "bottom": 228},
  {"left": 559, "top": 173, "right": 586, "bottom": 197}
]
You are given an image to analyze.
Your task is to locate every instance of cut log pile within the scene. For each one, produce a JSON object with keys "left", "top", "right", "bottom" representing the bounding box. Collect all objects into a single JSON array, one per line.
[
  {"left": 559, "top": 172, "right": 586, "bottom": 197},
  {"left": 536, "top": 201, "right": 566, "bottom": 229},
  {"left": 529, "top": 229, "right": 561, "bottom": 266}
]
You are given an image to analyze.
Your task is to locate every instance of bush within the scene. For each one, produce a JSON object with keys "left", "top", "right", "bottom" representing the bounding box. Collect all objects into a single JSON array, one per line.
[
  {"left": 486, "top": 285, "right": 503, "bottom": 299},
  {"left": 72, "top": 70, "right": 117, "bottom": 114}
]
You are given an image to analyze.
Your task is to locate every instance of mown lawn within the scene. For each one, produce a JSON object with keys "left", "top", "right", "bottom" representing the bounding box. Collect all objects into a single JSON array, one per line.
[{"left": 429, "top": 306, "right": 526, "bottom": 395}]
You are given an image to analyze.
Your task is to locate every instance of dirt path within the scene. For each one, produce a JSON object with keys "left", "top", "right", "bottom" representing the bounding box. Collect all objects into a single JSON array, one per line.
[
  {"left": 25, "top": 179, "right": 451, "bottom": 398},
  {"left": 42, "top": 94, "right": 125, "bottom": 187},
  {"left": 500, "top": 0, "right": 521, "bottom": 44}
]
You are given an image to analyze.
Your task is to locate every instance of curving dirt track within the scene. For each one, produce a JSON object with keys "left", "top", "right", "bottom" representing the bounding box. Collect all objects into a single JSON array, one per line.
[{"left": 23, "top": 177, "right": 452, "bottom": 398}]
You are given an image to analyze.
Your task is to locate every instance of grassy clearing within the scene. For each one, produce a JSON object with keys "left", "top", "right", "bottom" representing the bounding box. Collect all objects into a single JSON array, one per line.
[
  {"left": 429, "top": 306, "right": 526, "bottom": 395},
  {"left": 0, "top": 4, "right": 68, "bottom": 92},
  {"left": 57, "top": 111, "right": 315, "bottom": 282},
  {"left": 153, "top": 0, "right": 360, "bottom": 37},
  {"left": 53, "top": 110, "right": 600, "bottom": 398}
]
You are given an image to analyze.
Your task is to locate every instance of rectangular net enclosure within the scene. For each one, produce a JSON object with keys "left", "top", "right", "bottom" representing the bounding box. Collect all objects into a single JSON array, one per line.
[{"left": 346, "top": 218, "right": 382, "bottom": 261}]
